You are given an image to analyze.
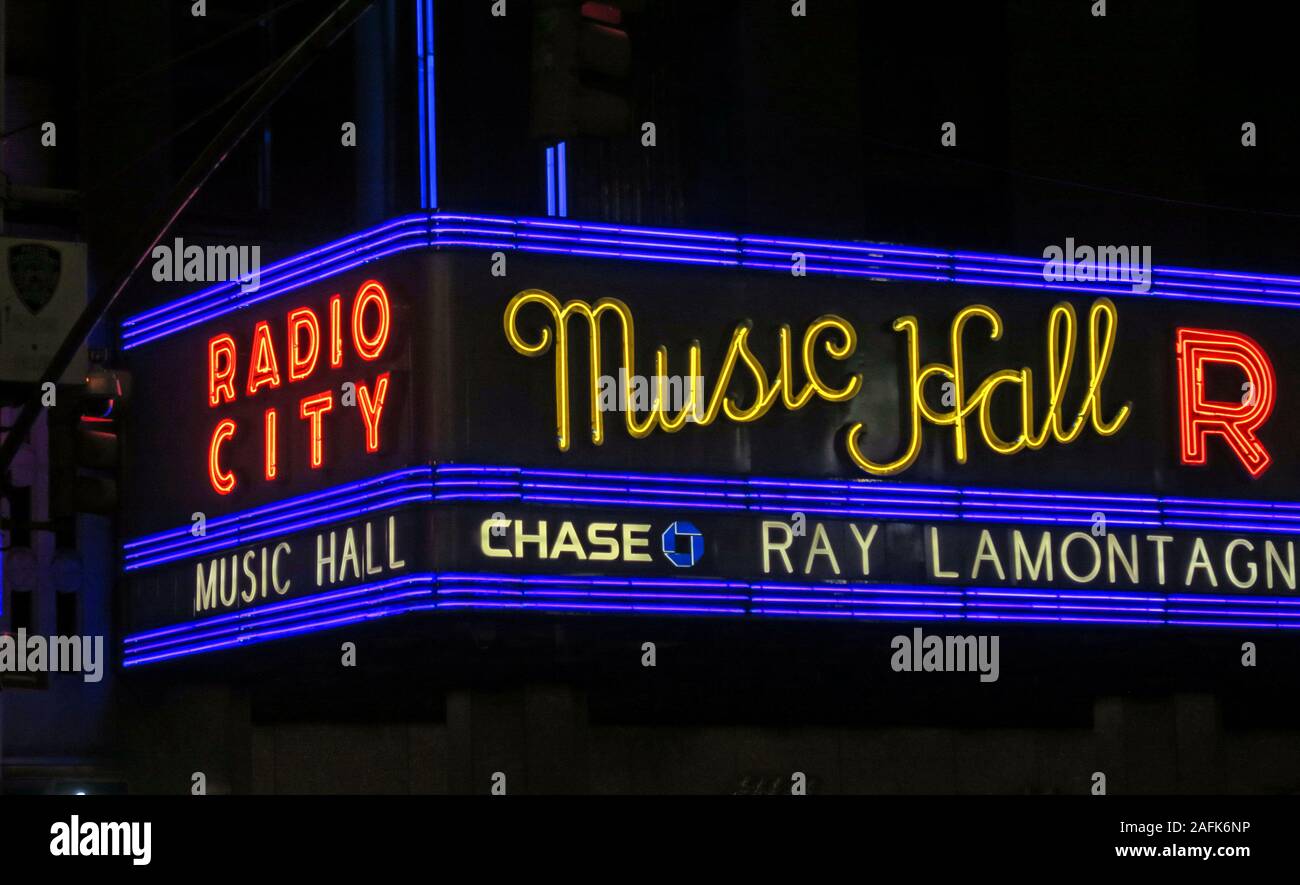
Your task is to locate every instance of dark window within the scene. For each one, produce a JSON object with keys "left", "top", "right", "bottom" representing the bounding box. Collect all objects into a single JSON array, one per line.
[
  {"left": 55, "top": 592, "right": 79, "bottom": 636},
  {"left": 11, "top": 589, "right": 34, "bottom": 632},
  {"left": 9, "top": 486, "right": 32, "bottom": 548},
  {"left": 54, "top": 514, "right": 77, "bottom": 551}
]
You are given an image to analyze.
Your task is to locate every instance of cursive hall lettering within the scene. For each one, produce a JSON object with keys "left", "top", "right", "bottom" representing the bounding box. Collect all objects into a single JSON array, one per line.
[{"left": 846, "top": 298, "right": 1131, "bottom": 475}]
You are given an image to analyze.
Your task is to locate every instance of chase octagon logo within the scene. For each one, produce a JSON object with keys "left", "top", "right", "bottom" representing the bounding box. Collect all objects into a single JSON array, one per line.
[{"left": 661, "top": 520, "right": 704, "bottom": 568}]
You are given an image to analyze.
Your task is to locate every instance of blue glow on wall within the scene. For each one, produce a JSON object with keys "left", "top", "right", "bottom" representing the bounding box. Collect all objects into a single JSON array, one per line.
[
  {"left": 545, "top": 143, "right": 569, "bottom": 218},
  {"left": 557, "top": 141, "right": 568, "bottom": 217},
  {"left": 416, "top": 0, "right": 437, "bottom": 209},
  {"left": 546, "top": 146, "right": 556, "bottom": 216}
]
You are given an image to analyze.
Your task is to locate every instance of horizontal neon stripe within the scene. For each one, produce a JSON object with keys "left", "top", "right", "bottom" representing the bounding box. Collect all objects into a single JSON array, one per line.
[
  {"left": 123, "top": 468, "right": 433, "bottom": 571},
  {"left": 121, "top": 571, "right": 1300, "bottom": 666},
  {"left": 120, "top": 213, "right": 1300, "bottom": 350},
  {"left": 120, "top": 463, "right": 1300, "bottom": 572}
]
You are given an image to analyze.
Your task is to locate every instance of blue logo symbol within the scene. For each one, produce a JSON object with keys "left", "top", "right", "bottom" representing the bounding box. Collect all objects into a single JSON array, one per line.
[{"left": 661, "top": 521, "right": 704, "bottom": 568}]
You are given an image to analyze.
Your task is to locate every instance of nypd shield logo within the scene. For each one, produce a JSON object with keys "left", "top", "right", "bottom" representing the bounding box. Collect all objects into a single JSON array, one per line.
[{"left": 8, "top": 242, "right": 62, "bottom": 315}]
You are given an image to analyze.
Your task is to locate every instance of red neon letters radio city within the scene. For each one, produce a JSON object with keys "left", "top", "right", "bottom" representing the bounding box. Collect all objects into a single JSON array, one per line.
[{"left": 205, "top": 280, "right": 393, "bottom": 495}]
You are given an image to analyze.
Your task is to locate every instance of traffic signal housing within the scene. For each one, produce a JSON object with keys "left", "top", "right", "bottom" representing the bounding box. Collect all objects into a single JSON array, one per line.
[
  {"left": 530, "top": 1, "right": 639, "bottom": 139},
  {"left": 71, "top": 367, "right": 131, "bottom": 515}
]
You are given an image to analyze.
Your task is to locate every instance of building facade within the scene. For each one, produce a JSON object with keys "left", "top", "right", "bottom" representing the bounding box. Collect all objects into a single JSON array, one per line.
[{"left": 6, "top": 0, "right": 1300, "bottom": 794}]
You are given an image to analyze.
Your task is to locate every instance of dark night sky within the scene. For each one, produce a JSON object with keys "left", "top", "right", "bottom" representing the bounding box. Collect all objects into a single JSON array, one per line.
[
  {"left": 6, "top": 0, "right": 1299, "bottom": 325},
  {"left": 437, "top": 0, "right": 1300, "bottom": 273}
]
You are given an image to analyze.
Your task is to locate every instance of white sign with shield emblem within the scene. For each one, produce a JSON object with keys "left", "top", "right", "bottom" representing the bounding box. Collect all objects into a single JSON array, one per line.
[{"left": 0, "top": 237, "right": 87, "bottom": 383}]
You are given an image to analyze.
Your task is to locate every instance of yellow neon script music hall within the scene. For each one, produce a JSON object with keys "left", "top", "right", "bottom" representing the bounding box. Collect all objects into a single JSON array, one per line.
[{"left": 503, "top": 290, "right": 1131, "bottom": 477}]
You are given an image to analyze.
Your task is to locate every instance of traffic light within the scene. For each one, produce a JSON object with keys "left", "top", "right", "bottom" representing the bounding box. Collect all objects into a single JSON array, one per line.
[
  {"left": 71, "top": 367, "right": 131, "bottom": 515},
  {"left": 530, "top": 0, "right": 639, "bottom": 139}
]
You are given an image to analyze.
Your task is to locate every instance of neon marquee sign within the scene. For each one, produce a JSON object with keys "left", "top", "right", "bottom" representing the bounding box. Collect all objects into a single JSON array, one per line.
[
  {"left": 204, "top": 280, "right": 395, "bottom": 495},
  {"left": 111, "top": 209, "right": 1300, "bottom": 668}
]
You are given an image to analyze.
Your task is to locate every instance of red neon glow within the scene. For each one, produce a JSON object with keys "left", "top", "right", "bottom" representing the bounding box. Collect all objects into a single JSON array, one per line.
[
  {"left": 352, "top": 280, "right": 391, "bottom": 361},
  {"left": 287, "top": 307, "right": 321, "bottom": 382},
  {"left": 208, "top": 419, "right": 237, "bottom": 495},
  {"left": 246, "top": 321, "right": 283, "bottom": 395},
  {"left": 1176, "top": 327, "right": 1277, "bottom": 478},
  {"left": 581, "top": 2, "right": 623, "bottom": 25},
  {"left": 201, "top": 281, "right": 400, "bottom": 492},
  {"left": 356, "top": 372, "right": 391, "bottom": 453},
  {"left": 299, "top": 391, "right": 334, "bottom": 469},
  {"left": 264, "top": 408, "right": 279, "bottom": 480},
  {"left": 208, "top": 334, "right": 237, "bottom": 407},
  {"left": 329, "top": 294, "right": 344, "bottom": 368}
]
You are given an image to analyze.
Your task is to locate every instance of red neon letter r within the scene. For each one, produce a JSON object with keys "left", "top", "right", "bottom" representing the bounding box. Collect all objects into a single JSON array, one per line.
[{"left": 1176, "top": 327, "right": 1276, "bottom": 478}]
